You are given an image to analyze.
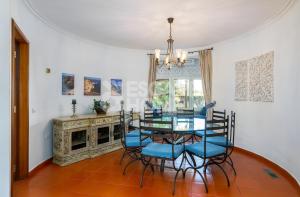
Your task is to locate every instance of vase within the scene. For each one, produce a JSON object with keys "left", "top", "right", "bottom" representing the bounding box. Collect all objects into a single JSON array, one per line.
[{"left": 95, "top": 108, "right": 107, "bottom": 115}]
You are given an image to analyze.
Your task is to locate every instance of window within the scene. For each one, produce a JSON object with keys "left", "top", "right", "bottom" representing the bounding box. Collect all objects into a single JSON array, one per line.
[
  {"left": 174, "top": 79, "right": 189, "bottom": 109},
  {"left": 153, "top": 58, "right": 204, "bottom": 111},
  {"left": 193, "top": 79, "right": 205, "bottom": 110},
  {"left": 152, "top": 79, "right": 169, "bottom": 110},
  {"left": 152, "top": 78, "right": 204, "bottom": 111}
]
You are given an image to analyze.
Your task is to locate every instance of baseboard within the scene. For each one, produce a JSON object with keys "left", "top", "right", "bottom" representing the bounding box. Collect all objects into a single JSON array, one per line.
[
  {"left": 28, "top": 157, "right": 52, "bottom": 177},
  {"left": 234, "top": 147, "right": 300, "bottom": 192}
]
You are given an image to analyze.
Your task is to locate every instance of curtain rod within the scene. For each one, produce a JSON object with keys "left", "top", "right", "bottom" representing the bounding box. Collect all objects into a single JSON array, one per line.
[{"left": 146, "top": 47, "right": 213, "bottom": 55}]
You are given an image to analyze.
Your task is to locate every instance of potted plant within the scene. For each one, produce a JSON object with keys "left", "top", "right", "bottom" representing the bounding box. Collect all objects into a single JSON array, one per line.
[{"left": 92, "top": 99, "right": 110, "bottom": 115}]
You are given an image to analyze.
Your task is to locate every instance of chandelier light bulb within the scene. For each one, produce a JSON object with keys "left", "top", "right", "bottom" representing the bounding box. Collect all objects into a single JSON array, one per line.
[
  {"left": 176, "top": 49, "right": 182, "bottom": 59},
  {"left": 155, "top": 49, "right": 161, "bottom": 60},
  {"left": 181, "top": 51, "right": 187, "bottom": 62},
  {"left": 165, "top": 55, "right": 170, "bottom": 64}
]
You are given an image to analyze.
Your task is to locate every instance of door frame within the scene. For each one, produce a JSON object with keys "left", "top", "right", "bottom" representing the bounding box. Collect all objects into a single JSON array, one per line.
[{"left": 11, "top": 18, "right": 29, "bottom": 194}]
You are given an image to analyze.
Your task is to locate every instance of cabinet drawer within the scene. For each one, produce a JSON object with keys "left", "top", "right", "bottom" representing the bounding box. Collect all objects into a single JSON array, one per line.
[
  {"left": 93, "top": 117, "right": 112, "bottom": 125},
  {"left": 62, "top": 120, "right": 90, "bottom": 130},
  {"left": 112, "top": 115, "right": 120, "bottom": 123}
]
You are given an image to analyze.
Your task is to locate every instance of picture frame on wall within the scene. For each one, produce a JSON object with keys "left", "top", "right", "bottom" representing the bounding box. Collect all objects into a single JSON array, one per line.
[
  {"left": 84, "top": 77, "right": 101, "bottom": 96},
  {"left": 111, "top": 79, "right": 122, "bottom": 96},
  {"left": 62, "top": 73, "right": 75, "bottom": 95}
]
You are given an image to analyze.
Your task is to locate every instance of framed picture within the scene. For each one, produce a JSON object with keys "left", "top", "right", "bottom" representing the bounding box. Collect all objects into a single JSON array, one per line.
[
  {"left": 111, "top": 79, "right": 122, "bottom": 96},
  {"left": 84, "top": 77, "right": 101, "bottom": 96},
  {"left": 62, "top": 73, "right": 74, "bottom": 95}
]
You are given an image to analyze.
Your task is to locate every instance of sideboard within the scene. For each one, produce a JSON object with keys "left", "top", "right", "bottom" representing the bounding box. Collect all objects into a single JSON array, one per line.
[{"left": 52, "top": 112, "right": 139, "bottom": 166}]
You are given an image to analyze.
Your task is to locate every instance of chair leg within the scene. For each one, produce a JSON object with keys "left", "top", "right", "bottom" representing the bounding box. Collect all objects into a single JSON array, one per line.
[
  {"left": 190, "top": 154, "right": 197, "bottom": 167},
  {"left": 215, "top": 163, "right": 230, "bottom": 187},
  {"left": 119, "top": 150, "right": 126, "bottom": 164},
  {"left": 172, "top": 170, "right": 181, "bottom": 195},
  {"left": 227, "top": 156, "right": 237, "bottom": 176},
  {"left": 195, "top": 169, "right": 208, "bottom": 193},
  {"left": 160, "top": 159, "right": 165, "bottom": 172},
  {"left": 140, "top": 160, "right": 150, "bottom": 187},
  {"left": 123, "top": 158, "right": 139, "bottom": 175},
  {"left": 150, "top": 164, "right": 155, "bottom": 174},
  {"left": 203, "top": 160, "right": 212, "bottom": 174}
]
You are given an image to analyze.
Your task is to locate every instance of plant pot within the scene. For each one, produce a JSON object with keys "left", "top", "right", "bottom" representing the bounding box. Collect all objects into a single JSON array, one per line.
[{"left": 95, "top": 108, "right": 107, "bottom": 115}]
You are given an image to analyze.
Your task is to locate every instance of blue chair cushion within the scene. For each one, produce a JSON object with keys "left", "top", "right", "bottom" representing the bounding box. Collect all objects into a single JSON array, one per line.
[
  {"left": 142, "top": 143, "right": 184, "bottom": 159},
  {"left": 126, "top": 129, "right": 152, "bottom": 137},
  {"left": 125, "top": 137, "right": 152, "bottom": 148},
  {"left": 206, "top": 136, "right": 232, "bottom": 147},
  {"left": 195, "top": 130, "right": 216, "bottom": 137},
  {"left": 185, "top": 141, "right": 225, "bottom": 158}
]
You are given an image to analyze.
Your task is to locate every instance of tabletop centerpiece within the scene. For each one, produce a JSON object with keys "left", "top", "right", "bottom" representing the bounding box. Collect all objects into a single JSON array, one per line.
[{"left": 92, "top": 99, "right": 110, "bottom": 115}]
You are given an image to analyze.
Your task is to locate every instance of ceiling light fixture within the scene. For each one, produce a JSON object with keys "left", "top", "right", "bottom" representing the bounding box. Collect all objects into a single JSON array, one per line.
[{"left": 155, "top": 17, "right": 187, "bottom": 69}]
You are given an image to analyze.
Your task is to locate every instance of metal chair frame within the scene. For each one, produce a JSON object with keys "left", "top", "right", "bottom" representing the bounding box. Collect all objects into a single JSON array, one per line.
[
  {"left": 139, "top": 118, "right": 185, "bottom": 195},
  {"left": 184, "top": 117, "right": 230, "bottom": 193},
  {"left": 144, "top": 106, "right": 163, "bottom": 119},
  {"left": 119, "top": 110, "right": 151, "bottom": 175}
]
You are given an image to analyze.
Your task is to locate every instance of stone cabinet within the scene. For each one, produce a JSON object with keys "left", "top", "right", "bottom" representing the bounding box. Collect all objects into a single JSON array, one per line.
[{"left": 52, "top": 112, "right": 139, "bottom": 166}]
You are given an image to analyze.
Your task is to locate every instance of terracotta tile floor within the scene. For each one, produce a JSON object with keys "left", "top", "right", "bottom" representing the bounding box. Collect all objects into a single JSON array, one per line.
[{"left": 13, "top": 149, "right": 300, "bottom": 197}]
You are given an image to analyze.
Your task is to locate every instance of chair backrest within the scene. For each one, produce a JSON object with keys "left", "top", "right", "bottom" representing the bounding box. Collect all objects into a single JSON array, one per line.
[
  {"left": 203, "top": 116, "right": 229, "bottom": 158},
  {"left": 128, "top": 108, "right": 136, "bottom": 131},
  {"left": 120, "top": 110, "right": 126, "bottom": 145},
  {"left": 176, "top": 108, "right": 194, "bottom": 118},
  {"left": 139, "top": 118, "right": 179, "bottom": 158},
  {"left": 229, "top": 111, "right": 236, "bottom": 146},
  {"left": 144, "top": 106, "right": 163, "bottom": 119},
  {"left": 120, "top": 110, "right": 131, "bottom": 146},
  {"left": 212, "top": 109, "right": 226, "bottom": 120}
]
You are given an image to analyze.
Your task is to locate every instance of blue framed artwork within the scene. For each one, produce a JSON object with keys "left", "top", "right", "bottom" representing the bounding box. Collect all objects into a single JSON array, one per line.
[
  {"left": 62, "top": 73, "right": 75, "bottom": 95},
  {"left": 84, "top": 77, "right": 101, "bottom": 96},
  {"left": 111, "top": 79, "right": 122, "bottom": 96}
]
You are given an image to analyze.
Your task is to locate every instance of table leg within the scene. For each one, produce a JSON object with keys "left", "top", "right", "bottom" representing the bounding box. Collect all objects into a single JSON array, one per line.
[{"left": 160, "top": 159, "right": 165, "bottom": 172}]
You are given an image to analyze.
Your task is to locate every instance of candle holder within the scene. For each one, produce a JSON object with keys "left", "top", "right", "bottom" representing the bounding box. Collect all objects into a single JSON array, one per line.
[
  {"left": 120, "top": 100, "right": 124, "bottom": 111},
  {"left": 71, "top": 99, "right": 77, "bottom": 118}
]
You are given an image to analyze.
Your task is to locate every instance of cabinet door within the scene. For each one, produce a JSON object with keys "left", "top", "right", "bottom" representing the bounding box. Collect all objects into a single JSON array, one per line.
[
  {"left": 67, "top": 127, "right": 90, "bottom": 154},
  {"left": 96, "top": 125, "right": 111, "bottom": 146},
  {"left": 112, "top": 123, "right": 122, "bottom": 141}
]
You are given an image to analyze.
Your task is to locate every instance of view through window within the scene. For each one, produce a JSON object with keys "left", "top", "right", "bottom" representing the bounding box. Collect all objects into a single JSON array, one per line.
[
  {"left": 153, "top": 78, "right": 204, "bottom": 111},
  {"left": 153, "top": 79, "right": 169, "bottom": 110}
]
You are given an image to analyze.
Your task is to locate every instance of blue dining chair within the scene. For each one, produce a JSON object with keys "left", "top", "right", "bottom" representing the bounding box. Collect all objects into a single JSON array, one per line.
[
  {"left": 139, "top": 118, "right": 185, "bottom": 195},
  {"left": 144, "top": 106, "right": 163, "bottom": 119},
  {"left": 195, "top": 109, "right": 226, "bottom": 137},
  {"left": 206, "top": 111, "right": 236, "bottom": 175},
  {"left": 184, "top": 116, "right": 230, "bottom": 192},
  {"left": 176, "top": 107, "right": 195, "bottom": 118},
  {"left": 119, "top": 110, "right": 152, "bottom": 173},
  {"left": 125, "top": 109, "right": 153, "bottom": 138}
]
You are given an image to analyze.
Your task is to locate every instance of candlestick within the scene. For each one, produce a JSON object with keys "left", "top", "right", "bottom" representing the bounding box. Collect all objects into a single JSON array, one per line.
[
  {"left": 72, "top": 99, "right": 77, "bottom": 105},
  {"left": 120, "top": 100, "right": 124, "bottom": 111},
  {"left": 71, "top": 99, "right": 77, "bottom": 118}
]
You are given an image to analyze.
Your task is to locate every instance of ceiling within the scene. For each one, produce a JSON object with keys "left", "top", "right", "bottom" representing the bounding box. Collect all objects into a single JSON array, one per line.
[{"left": 26, "top": 0, "right": 294, "bottom": 49}]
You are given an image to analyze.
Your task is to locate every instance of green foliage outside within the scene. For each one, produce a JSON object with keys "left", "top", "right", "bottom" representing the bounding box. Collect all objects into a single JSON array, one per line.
[
  {"left": 152, "top": 79, "right": 205, "bottom": 111},
  {"left": 153, "top": 80, "right": 169, "bottom": 109}
]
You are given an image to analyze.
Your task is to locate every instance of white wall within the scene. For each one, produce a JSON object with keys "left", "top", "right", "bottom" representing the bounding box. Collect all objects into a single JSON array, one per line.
[
  {"left": 12, "top": 0, "right": 149, "bottom": 171},
  {"left": 0, "top": 0, "right": 11, "bottom": 196},
  {"left": 213, "top": 1, "right": 300, "bottom": 182}
]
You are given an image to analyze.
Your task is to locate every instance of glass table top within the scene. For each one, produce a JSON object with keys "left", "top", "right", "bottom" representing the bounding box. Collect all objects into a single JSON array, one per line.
[{"left": 132, "top": 116, "right": 206, "bottom": 134}]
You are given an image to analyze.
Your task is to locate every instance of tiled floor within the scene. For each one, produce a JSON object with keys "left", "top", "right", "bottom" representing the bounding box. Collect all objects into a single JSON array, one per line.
[{"left": 14, "top": 149, "right": 300, "bottom": 197}]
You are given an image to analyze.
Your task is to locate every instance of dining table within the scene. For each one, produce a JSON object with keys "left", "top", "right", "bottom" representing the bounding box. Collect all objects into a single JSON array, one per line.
[{"left": 130, "top": 115, "right": 211, "bottom": 172}]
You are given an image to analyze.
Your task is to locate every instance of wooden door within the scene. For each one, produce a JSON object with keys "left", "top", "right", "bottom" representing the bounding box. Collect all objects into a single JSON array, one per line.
[{"left": 11, "top": 19, "right": 29, "bottom": 195}]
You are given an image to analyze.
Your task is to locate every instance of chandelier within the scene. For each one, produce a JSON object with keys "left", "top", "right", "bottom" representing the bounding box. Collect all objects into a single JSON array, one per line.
[{"left": 154, "top": 17, "right": 187, "bottom": 69}]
